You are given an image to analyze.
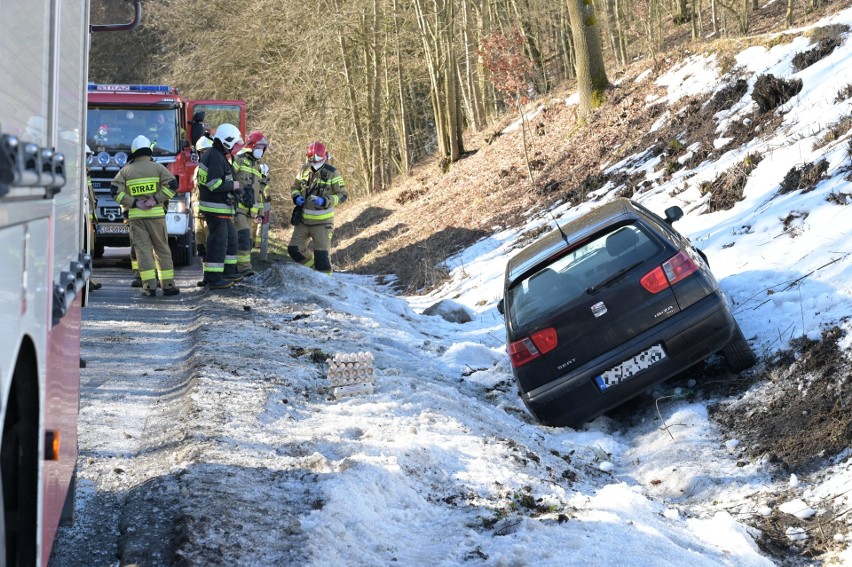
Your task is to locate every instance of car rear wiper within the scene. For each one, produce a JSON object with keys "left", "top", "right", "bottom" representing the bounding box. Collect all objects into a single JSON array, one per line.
[{"left": 586, "top": 260, "right": 644, "bottom": 294}]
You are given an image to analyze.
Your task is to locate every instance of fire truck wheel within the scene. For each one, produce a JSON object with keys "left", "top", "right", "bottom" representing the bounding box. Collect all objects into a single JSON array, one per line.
[{"left": 1, "top": 351, "right": 38, "bottom": 566}]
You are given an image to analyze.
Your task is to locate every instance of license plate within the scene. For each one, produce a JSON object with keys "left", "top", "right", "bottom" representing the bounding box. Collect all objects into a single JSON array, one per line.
[
  {"left": 97, "top": 224, "right": 129, "bottom": 234},
  {"left": 594, "top": 344, "right": 667, "bottom": 391}
]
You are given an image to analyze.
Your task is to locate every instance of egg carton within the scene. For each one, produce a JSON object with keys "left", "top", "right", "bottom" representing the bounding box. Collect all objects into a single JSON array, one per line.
[{"left": 327, "top": 352, "right": 375, "bottom": 398}]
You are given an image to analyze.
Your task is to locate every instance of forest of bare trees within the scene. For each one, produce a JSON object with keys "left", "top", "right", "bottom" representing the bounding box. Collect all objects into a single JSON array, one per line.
[{"left": 88, "top": 0, "right": 815, "bottom": 199}]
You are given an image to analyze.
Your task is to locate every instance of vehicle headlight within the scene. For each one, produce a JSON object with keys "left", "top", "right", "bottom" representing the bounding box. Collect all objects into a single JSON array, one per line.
[
  {"left": 114, "top": 152, "right": 128, "bottom": 166},
  {"left": 168, "top": 194, "right": 188, "bottom": 213}
]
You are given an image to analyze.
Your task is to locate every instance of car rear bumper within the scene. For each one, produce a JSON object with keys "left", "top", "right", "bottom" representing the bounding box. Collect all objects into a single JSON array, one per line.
[{"left": 520, "top": 290, "right": 736, "bottom": 427}]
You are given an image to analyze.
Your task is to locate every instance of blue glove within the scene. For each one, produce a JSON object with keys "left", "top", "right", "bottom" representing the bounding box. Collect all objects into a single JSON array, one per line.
[
  {"left": 310, "top": 195, "right": 326, "bottom": 207},
  {"left": 293, "top": 195, "right": 305, "bottom": 206}
]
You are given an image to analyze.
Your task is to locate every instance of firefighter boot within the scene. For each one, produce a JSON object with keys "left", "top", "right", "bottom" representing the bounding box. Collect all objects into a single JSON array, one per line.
[
  {"left": 141, "top": 282, "right": 157, "bottom": 297},
  {"left": 223, "top": 264, "right": 244, "bottom": 284},
  {"left": 162, "top": 280, "right": 180, "bottom": 296},
  {"left": 204, "top": 277, "right": 234, "bottom": 290}
]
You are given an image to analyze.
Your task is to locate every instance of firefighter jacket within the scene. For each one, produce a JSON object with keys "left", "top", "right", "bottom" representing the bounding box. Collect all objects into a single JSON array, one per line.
[
  {"left": 197, "top": 145, "right": 236, "bottom": 217},
  {"left": 290, "top": 163, "right": 347, "bottom": 226},
  {"left": 110, "top": 156, "right": 177, "bottom": 220},
  {"left": 191, "top": 148, "right": 210, "bottom": 221},
  {"left": 86, "top": 176, "right": 98, "bottom": 226},
  {"left": 232, "top": 150, "right": 264, "bottom": 218}
]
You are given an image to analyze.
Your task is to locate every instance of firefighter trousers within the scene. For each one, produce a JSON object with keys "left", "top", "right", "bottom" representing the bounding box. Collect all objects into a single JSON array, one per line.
[
  {"left": 129, "top": 217, "right": 175, "bottom": 290},
  {"left": 203, "top": 213, "right": 238, "bottom": 283},
  {"left": 234, "top": 212, "right": 253, "bottom": 272},
  {"left": 288, "top": 223, "right": 334, "bottom": 274}
]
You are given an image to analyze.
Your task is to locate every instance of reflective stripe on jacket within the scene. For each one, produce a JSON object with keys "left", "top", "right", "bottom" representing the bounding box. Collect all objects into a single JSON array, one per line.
[
  {"left": 232, "top": 151, "right": 264, "bottom": 217},
  {"left": 198, "top": 146, "right": 236, "bottom": 216},
  {"left": 110, "top": 156, "right": 177, "bottom": 220},
  {"left": 290, "top": 163, "right": 347, "bottom": 226}
]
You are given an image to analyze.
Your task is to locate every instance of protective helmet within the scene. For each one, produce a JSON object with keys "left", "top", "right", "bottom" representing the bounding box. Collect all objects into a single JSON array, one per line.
[
  {"left": 195, "top": 136, "right": 213, "bottom": 152},
  {"left": 85, "top": 144, "right": 93, "bottom": 156},
  {"left": 306, "top": 141, "right": 327, "bottom": 163},
  {"left": 213, "top": 123, "right": 243, "bottom": 150},
  {"left": 246, "top": 130, "right": 268, "bottom": 149},
  {"left": 131, "top": 135, "right": 152, "bottom": 154}
]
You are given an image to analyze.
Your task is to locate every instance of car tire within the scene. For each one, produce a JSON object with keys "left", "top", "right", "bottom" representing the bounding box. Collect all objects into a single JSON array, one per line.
[{"left": 722, "top": 323, "right": 757, "bottom": 372}]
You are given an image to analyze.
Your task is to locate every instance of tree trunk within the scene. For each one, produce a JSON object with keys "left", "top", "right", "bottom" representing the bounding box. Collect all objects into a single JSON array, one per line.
[
  {"left": 567, "top": 0, "right": 609, "bottom": 118},
  {"left": 413, "top": 0, "right": 464, "bottom": 167},
  {"left": 335, "top": 29, "right": 370, "bottom": 194},
  {"left": 392, "top": 0, "right": 411, "bottom": 176},
  {"left": 560, "top": 4, "right": 576, "bottom": 80}
]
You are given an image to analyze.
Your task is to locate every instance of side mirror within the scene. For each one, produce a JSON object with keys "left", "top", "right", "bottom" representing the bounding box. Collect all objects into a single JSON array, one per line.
[
  {"left": 664, "top": 206, "right": 683, "bottom": 224},
  {"left": 497, "top": 298, "right": 504, "bottom": 315}
]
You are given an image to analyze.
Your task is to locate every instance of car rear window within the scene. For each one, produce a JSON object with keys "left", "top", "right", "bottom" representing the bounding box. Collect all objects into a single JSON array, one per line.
[{"left": 508, "top": 223, "right": 663, "bottom": 328}]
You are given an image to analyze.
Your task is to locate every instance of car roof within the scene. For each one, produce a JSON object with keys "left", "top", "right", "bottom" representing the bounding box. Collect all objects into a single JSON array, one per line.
[{"left": 506, "top": 198, "right": 645, "bottom": 285}]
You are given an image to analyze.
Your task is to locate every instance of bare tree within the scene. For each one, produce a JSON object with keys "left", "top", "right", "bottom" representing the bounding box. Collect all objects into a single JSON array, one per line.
[
  {"left": 566, "top": 0, "right": 609, "bottom": 118},
  {"left": 413, "top": 0, "right": 465, "bottom": 169}
]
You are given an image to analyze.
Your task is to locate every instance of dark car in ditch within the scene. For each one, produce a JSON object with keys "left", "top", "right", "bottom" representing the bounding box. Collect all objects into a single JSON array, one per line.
[{"left": 498, "top": 198, "right": 756, "bottom": 428}]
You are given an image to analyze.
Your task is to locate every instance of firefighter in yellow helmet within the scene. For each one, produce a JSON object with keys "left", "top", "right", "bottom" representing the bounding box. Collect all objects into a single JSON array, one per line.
[
  {"left": 110, "top": 135, "right": 180, "bottom": 296},
  {"left": 288, "top": 141, "right": 347, "bottom": 275},
  {"left": 231, "top": 130, "right": 269, "bottom": 277}
]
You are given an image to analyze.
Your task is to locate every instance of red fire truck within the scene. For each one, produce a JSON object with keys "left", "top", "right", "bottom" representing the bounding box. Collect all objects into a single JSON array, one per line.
[
  {"left": 0, "top": 1, "right": 140, "bottom": 564},
  {"left": 86, "top": 85, "right": 246, "bottom": 265}
]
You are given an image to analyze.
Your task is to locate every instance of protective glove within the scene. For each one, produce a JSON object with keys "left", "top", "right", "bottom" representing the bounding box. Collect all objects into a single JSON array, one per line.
[
  {"left": 260, "top": 164, "right": 269, "bottom": 176},
  {"left": 310, "top": 195, "right": 325, "bottom": 207},
  {"left": 135, "top": 196, "right": 156, "bottom": 210},
  {"left": 293, "top": 195, "right": 305, "bottom": 206},
  {"left": 254, "top": 216, "right": 263, "bottom": 225}
]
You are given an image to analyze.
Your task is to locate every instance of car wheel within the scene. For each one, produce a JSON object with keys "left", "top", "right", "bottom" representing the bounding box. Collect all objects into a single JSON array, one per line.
[{"left": 722, "top": 323, "right": 757, "bottom": 372}]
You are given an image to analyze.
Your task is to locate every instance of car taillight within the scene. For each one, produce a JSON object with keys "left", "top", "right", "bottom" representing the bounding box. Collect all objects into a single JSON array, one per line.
[
  {"left": 509, "top": 327, "right": 558, "bottom": 368},
  {"left": 640, "top": 250, "right": 698, "bottom": 293}
]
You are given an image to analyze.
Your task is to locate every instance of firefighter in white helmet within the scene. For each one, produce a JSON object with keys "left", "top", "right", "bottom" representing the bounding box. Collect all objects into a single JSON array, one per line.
[
  {"left": 110, "top": 135, "right": 180, "bottom": 296},
  {"left": 196, "top": 123, "right": 243, "bottom": 288}
]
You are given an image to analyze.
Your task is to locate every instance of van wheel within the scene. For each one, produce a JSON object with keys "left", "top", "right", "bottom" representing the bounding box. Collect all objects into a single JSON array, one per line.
[{"left": 722, "top": 323, "right": 757, "bottom": 372}]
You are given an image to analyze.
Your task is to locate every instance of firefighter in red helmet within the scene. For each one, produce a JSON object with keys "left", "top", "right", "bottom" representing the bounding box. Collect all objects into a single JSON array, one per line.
[
  {"left": 288, "top": 141, "right": 347, "bottom": 275},
  {"left": 232, "top": 129, "right": 269, "bottom": 276}
]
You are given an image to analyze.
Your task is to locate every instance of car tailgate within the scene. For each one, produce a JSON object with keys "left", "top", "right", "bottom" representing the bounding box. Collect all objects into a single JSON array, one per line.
[{"left": 519, "top": 269, "right": 681, "bottom": 392}]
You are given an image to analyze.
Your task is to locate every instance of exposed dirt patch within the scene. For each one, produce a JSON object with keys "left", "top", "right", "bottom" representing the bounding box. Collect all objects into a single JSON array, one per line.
[
  {"left": 791, "top": 35, "right": 842, "bottom": 71},
  {"left": 710, "top": 326, "right": 852, "bottom": 562},
  {"left": 752, "top": 74, "right": 804, "bottom": 114},
  {"left": 701, "top": 153, "right": 763, "bottom": 213},
  {"left": 778, "top": 159, "right": 830, "bottom": 194}
]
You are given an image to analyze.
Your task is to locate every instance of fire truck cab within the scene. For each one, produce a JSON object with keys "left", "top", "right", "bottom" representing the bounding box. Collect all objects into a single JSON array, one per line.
[{"left": 86, "top": 84, "right": 245, "bottom": 266}]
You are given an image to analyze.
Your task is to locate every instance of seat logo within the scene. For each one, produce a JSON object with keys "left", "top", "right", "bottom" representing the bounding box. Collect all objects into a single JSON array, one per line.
[{"left": 591, "top": 301, "right": 607, "bottom": 318}]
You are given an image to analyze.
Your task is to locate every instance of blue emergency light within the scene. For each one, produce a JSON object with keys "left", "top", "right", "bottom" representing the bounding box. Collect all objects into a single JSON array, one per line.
[{"left": 87, "top": 83, "right": 174, "bottom": 93}]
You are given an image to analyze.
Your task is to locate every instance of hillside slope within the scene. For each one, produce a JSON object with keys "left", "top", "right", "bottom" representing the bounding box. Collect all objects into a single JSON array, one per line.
[{"left": 331, "top": 1, "right": 852, "bottom": 293}]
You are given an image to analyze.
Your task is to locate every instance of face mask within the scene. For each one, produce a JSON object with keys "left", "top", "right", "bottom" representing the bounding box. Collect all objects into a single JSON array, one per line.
[
  {"left": 311, "top": 160, "right": 324, "bottom": 170},
  {"left": 252, "top": 148, "right": 264, "bottom": 159}
]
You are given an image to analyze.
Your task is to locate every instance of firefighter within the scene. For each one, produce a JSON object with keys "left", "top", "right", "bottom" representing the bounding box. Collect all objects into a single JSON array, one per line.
[
  {"left": 192, "top": 135, "right": 213, "bottom": 263},
  {"left": 84, "top": 145, "right": 102, "bottom": 290},
  {"left": 196, "top": 123, "right": 243, "bottom": 289},
  {"left": 232, "top": 130, "right": 268, "bottom": 277},
  {"left": 111, "top": 135, "right": 180, "bottom": 297},
  {"left": 288, "top": 141, "right": 347, "bottom": 275}
]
